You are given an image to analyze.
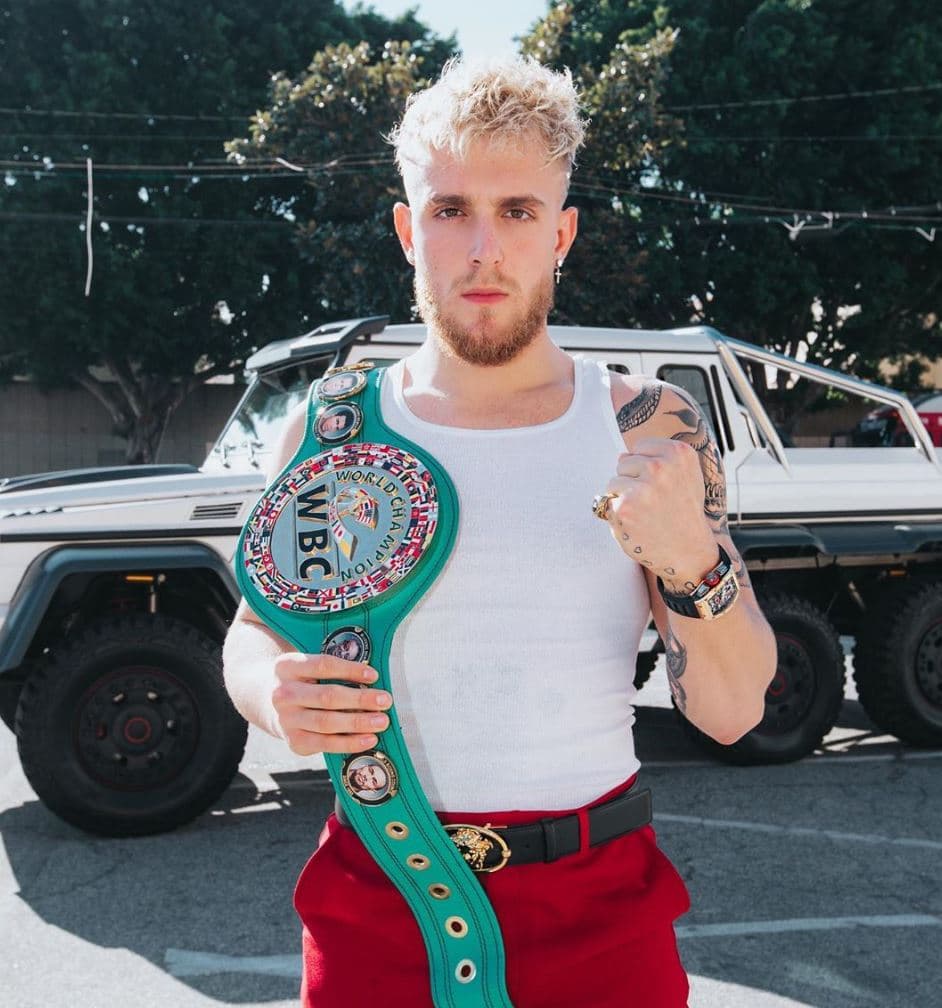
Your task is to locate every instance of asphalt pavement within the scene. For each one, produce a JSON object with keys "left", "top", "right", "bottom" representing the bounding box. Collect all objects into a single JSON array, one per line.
[{"left": 0, "top": 653, "right": 939, "bottom": 1008}]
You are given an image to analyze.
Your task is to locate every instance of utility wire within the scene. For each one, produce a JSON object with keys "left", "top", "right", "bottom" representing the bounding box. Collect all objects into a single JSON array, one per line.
[
  {"left": 6, "top": 81, "right": 942, "bottom": 121},
  {"left": 4, "top": 156, "right": 940, "bottom": 228},
  {"left": 0, "top": 210, "right": 292, "bottom": 227},
  {"left": 665, "top": 81, "right": 942, "bottom": 112},
  {"left": 0, "top": 106, "right": 248, "bottom": 122}
]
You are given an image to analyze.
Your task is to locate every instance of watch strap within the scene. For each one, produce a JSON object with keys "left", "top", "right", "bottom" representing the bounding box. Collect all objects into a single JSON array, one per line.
[{"left": 657, "top": 544, "right": 739, "bottom": 620}]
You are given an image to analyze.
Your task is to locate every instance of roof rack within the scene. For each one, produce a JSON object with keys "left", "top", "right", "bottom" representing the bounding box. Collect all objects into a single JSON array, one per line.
[{"left": 245, "top": 315, "right": 390, "bottom": 373}]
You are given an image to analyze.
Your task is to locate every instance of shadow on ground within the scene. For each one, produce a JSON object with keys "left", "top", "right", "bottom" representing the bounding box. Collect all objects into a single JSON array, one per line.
[
  {"left": 0, "top": 770, "right": 331, "bottom": 1002},
  {"left": 1, "top": 700, "right": 935, "bottom": 1005}
]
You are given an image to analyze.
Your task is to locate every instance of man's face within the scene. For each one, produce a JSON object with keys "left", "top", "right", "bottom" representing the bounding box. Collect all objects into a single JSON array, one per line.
[
  {"left": 332, "top": 638, "right": 359, "bottom": 661},
  {"left": 323, "top": 414, "right": 346, "bottom": 433},
  {"left": 394, "top": 136, "right": 578, "bottom": 367},
  {"left": 352, "top": 764, "right": 387, "bottom": 791}
]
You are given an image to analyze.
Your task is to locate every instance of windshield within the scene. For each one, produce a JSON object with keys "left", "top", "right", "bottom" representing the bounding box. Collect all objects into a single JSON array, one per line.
[{"left": 205, "top": 358, "right": 331, "bottom": 471}]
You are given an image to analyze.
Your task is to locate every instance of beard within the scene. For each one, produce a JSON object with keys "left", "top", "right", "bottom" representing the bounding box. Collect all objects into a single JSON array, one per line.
[{"left": 414, "top": 268, "right": 555, "bottom": 367}]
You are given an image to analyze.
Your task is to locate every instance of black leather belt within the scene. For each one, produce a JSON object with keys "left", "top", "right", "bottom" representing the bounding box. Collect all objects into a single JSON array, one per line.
[{"left": 335, "top": 786, "right": 652, "bottom": 873}]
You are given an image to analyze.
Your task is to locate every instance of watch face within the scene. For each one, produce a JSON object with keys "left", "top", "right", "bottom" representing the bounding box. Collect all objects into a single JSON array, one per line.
[
  {"left": 704, "top": 576, "right": 740, "bottom": 618},
  {"left": 241, "top": 443, "right": 438, "bottom": 613}
]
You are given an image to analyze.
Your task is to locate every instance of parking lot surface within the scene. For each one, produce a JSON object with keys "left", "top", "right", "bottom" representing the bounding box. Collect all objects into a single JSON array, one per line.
[{"left": 0, "top": 662, "right": 939, "bottom": 1008}]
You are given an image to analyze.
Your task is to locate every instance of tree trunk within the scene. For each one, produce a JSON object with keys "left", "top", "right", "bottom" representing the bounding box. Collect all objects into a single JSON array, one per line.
[
  {"left": 74, "top": 361, "right": 232, "bottom": 465},
  {"left": 123, "top": 405, "right": 173, "bottom": 464}
]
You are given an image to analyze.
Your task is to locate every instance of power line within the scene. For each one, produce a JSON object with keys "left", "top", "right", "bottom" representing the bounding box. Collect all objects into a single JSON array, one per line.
[
  {"left": 570, "top": 177, "right": 942, "bottom": 225},
  {"left": 4, "top": 156, "right": 940, "bottom": 230},
  {"left": 0, "top": 132, "right": 236, "bottom": 142},
  {"left": 679, "top": 134, "right": 942, "bottom": 143},
  {"left": 0, "top": 106, "right": 248, "bottom": 123},
  {"left": 0, "top": 210, "right": 292, "bottom": 227},
  {"left": 665, "top": 81, "right": 942, "bottom": 112}
]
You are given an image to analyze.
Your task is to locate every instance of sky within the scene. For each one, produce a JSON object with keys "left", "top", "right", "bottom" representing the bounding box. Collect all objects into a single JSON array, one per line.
[{"left": 361, "top": 0, "right": 549, "bottom": 57}]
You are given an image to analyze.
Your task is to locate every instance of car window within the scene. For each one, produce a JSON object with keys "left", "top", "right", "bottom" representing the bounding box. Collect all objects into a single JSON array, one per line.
[
  {"left": 732, "top": 352, "right": 918, "bottom": 449},
  {"left": 656, "top": 365, "right": 723, "bottom": 453},
  {"left": 915, "top": 393, "right": 942, "bottom": 412}
]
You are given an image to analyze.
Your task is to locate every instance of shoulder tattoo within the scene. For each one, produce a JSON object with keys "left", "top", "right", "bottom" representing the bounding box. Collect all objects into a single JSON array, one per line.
[{"left": 617, "top": 381, "right": 662, "bottom": 432}]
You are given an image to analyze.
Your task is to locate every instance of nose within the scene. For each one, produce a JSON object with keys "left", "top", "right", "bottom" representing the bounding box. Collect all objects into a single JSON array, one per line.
[{"left": 468, "top": 221, "right": 503, "bottom": 269}]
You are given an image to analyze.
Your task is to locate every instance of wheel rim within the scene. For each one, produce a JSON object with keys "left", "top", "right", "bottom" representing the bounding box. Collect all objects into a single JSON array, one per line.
[
  {"left": 73, "top": 664, "right": 200, "bottom": 791},
  {"left": 755, "top": 631, "right": 816, "bottom": 735},
  {"left": 915, "top": 618, "right": 942, "bottom": 709}
]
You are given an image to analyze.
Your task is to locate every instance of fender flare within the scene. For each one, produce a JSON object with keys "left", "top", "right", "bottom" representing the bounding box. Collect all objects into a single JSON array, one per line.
[
  {"left": 732, "top": 520, "right": 942, "bottom": 560},
  {"left": 0, "top": 542, "right": 239, "bottom": 676}
]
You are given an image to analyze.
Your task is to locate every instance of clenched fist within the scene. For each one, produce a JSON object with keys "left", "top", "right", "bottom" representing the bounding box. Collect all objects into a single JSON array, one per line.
[
  {"left": 601, "top": 438, "right": 718, "bottom": 587},
  {"left": 272, "top": 652, "right": 393, "bottom": 756}
]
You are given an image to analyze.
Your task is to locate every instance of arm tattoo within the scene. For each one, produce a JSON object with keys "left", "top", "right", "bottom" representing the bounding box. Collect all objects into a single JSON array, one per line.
[
  {"left": 617, "top": 382, "right": 661, "bottom": 432},
  {"left": 666, "top": 402, "right": 727, "bottom": 523},
  {"left": 665, "top": 624, "right": 688, "bottom": 714}
]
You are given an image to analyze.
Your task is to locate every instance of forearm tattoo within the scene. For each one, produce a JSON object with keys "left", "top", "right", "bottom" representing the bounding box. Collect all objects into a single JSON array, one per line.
[
  {"left": 665, "top": 623, "right": 688, "bottom": 714},
  {"left": 666, "top": 398, "right": 726, "bottom": 523},
  {"left": 617, "top": 382, "right": 661, "bottom": 432},
  {"left": 665, "top": 386, "right": 751, "bottom": 588}
]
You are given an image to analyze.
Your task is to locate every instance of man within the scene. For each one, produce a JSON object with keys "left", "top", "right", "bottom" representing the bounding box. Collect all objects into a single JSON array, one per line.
[{"left": 223, "top": 55, "right": 776, "bottom": 1007}]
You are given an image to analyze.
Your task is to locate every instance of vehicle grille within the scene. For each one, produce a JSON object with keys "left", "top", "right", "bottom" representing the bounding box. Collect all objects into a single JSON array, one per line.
[{"left": 189, "top": 502, "right": 243, "bottom": 521}]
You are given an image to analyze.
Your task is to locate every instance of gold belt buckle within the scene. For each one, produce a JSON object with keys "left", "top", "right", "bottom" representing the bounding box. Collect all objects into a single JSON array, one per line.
[{"left": 444, "top": 823, "right": 511, "bottom": 873}]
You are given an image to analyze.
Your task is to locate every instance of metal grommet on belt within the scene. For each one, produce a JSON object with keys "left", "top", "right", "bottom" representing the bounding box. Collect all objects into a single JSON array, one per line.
[
  {"left": 455, "top": 959, "right": 477, "bottom": 983},
  {"left": 445, "top": 916, "right": 469, "bottom": 938},
  {"left": 428, "top": 883, "right": 451, "bottom": 900},
  {"left": 406, "top": 853, "right": 430, "bottom": 870},
  {"left": 385, "top": 821, "right": 409, "bottom": 839}
]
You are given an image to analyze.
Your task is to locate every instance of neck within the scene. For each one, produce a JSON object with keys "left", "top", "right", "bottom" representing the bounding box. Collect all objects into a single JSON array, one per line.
[{"left": 405, "top": 328, "right": 572, "bottom": 406}]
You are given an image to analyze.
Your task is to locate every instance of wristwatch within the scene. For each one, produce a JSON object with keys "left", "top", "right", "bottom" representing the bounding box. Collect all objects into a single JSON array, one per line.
[{"left": 657, "top": 545, "right": 740, "bottom": 620}]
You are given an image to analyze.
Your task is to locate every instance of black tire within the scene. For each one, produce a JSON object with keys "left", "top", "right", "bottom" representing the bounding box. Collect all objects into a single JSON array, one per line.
[
  {"left": 678, "top": 593, "right": 845, "bottom": 764},
  {"left": 15, "top": 613, "right": 247, "bottom": 836},
  {"left": 853, "top": 580, "right": 942, "bottom": 747}
]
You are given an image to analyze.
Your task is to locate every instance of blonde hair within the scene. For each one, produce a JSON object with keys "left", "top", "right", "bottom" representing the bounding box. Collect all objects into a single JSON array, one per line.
[{"left": 390, "top": 55, "right": 587, "bottom": 177}]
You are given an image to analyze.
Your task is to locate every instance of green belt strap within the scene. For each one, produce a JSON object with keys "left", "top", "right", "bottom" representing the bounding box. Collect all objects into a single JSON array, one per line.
[{"left": 235, "top": 362, "right": 514, "bottom": 1007}]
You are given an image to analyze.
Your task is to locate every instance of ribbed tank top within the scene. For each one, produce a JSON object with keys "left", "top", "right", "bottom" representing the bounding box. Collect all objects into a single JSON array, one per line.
[{"left": 381, "top": 355, "right": 648, "bottom": 812}]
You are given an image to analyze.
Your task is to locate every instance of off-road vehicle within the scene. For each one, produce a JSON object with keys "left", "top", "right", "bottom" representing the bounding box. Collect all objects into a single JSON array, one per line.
[{"left": 2, "top": 315, "right": 940, "bottom": 835}]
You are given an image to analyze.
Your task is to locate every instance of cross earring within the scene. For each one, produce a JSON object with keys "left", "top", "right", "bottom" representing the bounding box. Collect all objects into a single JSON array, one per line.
[{"left": 555, "top": 259, "right": 563, "bottom": 284}]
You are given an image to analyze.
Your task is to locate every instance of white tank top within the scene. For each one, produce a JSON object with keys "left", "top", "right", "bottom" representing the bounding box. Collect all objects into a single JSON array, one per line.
[{"left": 381, "top": 355, "right": 649, "bottom": 812}]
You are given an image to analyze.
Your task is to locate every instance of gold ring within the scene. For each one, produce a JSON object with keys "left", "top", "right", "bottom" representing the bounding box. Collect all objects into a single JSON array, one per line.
[{"left": 591, "top": 492, "right": 618, "bottom": 522}]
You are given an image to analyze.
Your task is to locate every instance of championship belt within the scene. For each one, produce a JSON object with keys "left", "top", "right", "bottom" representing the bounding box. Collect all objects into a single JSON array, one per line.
[{"left": 235, "top": 362, "right": 514, "bottom": 1007}]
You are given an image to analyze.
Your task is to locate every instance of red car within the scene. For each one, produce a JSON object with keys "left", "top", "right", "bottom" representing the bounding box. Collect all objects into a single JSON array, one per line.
[{"left": 851, "top": 390, "right": 942, "bottom": 447}]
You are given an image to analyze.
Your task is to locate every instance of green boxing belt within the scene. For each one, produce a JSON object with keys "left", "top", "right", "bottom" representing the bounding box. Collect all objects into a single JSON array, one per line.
[{"left": 235, "top": 362, "right": 514, "bottom": 1007}]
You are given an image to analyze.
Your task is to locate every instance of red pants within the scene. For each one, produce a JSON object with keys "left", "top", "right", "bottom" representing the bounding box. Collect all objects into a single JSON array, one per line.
[{"left": 294, "top": 778, "right": 691, "bottom": 1007}]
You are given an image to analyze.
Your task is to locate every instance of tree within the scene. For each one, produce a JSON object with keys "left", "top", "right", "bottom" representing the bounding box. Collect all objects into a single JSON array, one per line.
[
  {"left": 228, "top": 7, "right": 680, "bottom": 335},
  {"left": 520, "top": 3, "right": 682, "bottom": 328},
  {"left": 226, "top": 38, "right": 452, "bottom": 326},
  {"left": 0, "top": 0, "right": 453, "bottom": 462},
  {"left": 525, "top": 0, "right": 942, "bottom": 386}
]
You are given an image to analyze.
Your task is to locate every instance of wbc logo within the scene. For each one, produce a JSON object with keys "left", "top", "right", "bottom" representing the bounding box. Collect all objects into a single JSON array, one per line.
[{"left": 242, "top": 442, "right": 439, "bottom": 613}]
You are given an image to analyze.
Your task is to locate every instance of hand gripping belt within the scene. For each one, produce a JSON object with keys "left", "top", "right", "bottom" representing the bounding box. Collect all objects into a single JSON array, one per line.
[{"left": 235, "top": 363, "right": 514, "bottom": 1007}]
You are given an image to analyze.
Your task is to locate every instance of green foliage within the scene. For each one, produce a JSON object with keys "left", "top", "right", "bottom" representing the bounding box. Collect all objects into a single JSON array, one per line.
[
  {"left": 521, "top": 2, "right": 681, "bottom": 326},
  {"left": 525, "top": 0, "right": 942, "bottom": 385},
  {"left": 0, "top": 0, "right": 452, "bottom": 462},
  {"left": 227, "top": 39, "right": 453, "bottom": 325}
]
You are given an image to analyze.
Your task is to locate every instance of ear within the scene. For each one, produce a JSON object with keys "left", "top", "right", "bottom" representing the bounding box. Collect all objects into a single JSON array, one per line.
[
  {"left": 393, "top": 202, "right": 415, "bottom": 264},
  {"left": 554, "top": 205, "right": 579, "bottom": 262}
]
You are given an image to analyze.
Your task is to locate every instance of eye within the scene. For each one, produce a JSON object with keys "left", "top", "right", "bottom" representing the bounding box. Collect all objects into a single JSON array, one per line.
[
  {"left": 505, "top": 208, "right": 534, "bottom": 220},
  {"left": 434, "top": 207, "right": 464, "bottom": 219}
]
